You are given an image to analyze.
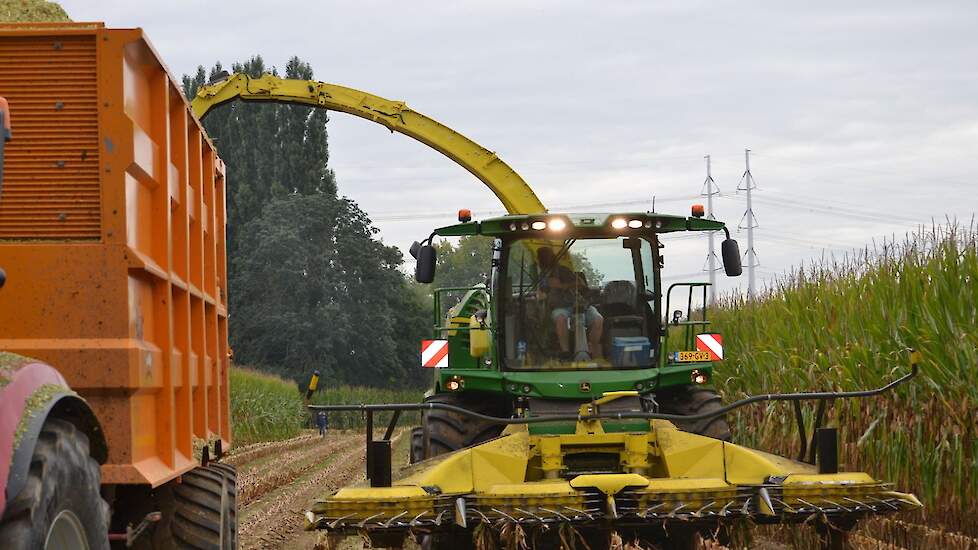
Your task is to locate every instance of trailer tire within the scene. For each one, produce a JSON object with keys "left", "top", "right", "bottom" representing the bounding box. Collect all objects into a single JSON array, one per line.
[
  {"left": 0, "top": 418, "right": 110, "bottom": 550},
  {"left": 153, "top": 463, "right": 237, "bottom": 549},
  {"left": 657, "top": 386, "right": 732, "bottom": 441},
  {"left": 410, "top": 393, "right": 503, "bottom": 463}
]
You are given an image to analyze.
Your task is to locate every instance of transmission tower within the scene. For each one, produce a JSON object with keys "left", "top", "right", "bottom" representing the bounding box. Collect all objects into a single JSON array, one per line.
[
  {"left": 737, "top": 148, "right": 759, "bottom": 298},
  {"left": 700, "top": 155, "right": 721, "bottom": 304}
]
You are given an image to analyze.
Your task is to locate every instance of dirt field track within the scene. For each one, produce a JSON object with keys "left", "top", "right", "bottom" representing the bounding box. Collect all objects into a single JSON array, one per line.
[
  {"left": 226, "top": 431, "right": 976, "bottom": 550},
  {"left": 227, "top": 429, "right": 408, "bottom": 550}
]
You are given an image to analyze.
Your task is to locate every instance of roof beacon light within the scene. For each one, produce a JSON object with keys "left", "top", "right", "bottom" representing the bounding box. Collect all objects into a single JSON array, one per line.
[
  {"left": 531, "top": 220, "right": 547, "bottom": 230},
  {"left": 458, "top": 209, "right": 472, "bottom": 222},
  {"left": 611, "top": 218, "right": 628, "bottom": 230},
  {"left": 628, "top": 219, "right": 643, "bottom": 229},
  {"left": 548, "top": 218, "right": 567, "bottom": 231},
  {"left": 691, "top": 204, "right": 705, "bottom": 218}
]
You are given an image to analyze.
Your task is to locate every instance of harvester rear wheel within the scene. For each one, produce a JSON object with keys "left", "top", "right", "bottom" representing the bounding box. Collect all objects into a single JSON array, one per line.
[
  {"left": 151, "top": 463, "right": 237, "bottom": 549},
  {"left": 657, "top": 386, "right": 731, "bottom": 441},
  {"left": 0, "top": 418, "right": 110, "bottom": 550},
  {"left": 410, "top": 393, "right": 504, "bottom": 463}
]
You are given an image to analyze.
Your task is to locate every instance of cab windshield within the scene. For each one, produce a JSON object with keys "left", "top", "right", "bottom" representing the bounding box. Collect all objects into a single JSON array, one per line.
[{"left": 499, "top": 236, "right": 658, "bottom": 370}]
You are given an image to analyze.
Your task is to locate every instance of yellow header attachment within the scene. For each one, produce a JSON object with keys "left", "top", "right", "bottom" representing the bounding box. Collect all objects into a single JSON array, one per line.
[{"left": 191, "top": 73, "right": 546, "bottom": 215}]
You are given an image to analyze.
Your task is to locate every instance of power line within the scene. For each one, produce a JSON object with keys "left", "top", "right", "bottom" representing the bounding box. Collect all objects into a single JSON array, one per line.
[
  {"left": 720, "top": 191, "right": 923, "bottom": 226},
  {"left": 368, "top": 193, "right": 703, "bottom": 222}
]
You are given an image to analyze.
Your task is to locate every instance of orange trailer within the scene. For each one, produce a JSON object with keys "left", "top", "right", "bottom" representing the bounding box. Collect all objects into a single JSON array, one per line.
[{"left": 0, "top": 23, "right": 235, "bottom": 549}]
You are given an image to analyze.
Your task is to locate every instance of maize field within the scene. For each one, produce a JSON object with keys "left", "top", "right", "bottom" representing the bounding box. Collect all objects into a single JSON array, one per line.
[{"left": 711, "top": 222, "right": 978, "bottom": 545}]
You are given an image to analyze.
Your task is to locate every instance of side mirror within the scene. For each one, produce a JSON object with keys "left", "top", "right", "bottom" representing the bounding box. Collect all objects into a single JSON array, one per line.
[
  {"left": 671, "top": 310, "right": 683, "bottom": 325},
  {"left": 409, "top": 241, "right": 421, "bottom": 260},
  {"left": 415, "top": 244, "right": 436, "bottom": 283},
  {"left": 721, "top": 238, "right": 743, "bottom": 276}
]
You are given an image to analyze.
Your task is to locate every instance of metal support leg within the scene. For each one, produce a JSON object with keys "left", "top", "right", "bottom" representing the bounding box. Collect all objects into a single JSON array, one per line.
[
  {"left": 368, "top": 440, "right": 392, "bottom": 487},
  {"left": 793, "top": 400, "right": 807, "bottom": 462},
  {"left": 365, "top": 409, "right": 373, "bottom": 479},
  {"left": 808, "top": 399, "right": 827, "bottom": 465},
  {"left": 383, "top": 410, "right": 402, "bottom": 441},
  {"left": 817, "top": 427, "right": 838, "bottom": 474},
  {"left": 421, "top": 408, "right": 430, "bottom": 460}
]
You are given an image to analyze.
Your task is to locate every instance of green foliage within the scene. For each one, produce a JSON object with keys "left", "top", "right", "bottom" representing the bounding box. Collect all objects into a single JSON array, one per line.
[
  {"left": 0, "top": 0, "right": 69, "bottom": 22},
  {"left": 432, "top": 235, "right": 493, "bottom": 290},
  {"left": 229, "top": 366, "right": 304, "bottom": 446},
  {"left": 230, "top": 192, "right": 427, "bottom": 386},
  {"left": 711, "top": 223, "right": 978, "bottom": 535},
  {"left": 183, "top": 57, "right": 429, "bottom": 388},
  {"left": 182, "top": 56, "right": 334, "bottom": 261}
]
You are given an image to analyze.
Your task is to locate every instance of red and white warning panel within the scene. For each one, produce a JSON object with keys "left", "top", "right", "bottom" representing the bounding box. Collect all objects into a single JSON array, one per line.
[
  {"left": 421, "top": 339, "right": 449, "bottom": 368},
  {"left": 695, "top": 333, "right": 724, "bottom": 361}
]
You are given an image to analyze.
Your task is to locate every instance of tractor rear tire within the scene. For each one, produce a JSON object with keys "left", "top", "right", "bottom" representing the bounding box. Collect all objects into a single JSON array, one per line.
[
  {"left": 657, "top": 386, "right": 732, "bottom": 441},
  {"left": 152, "top": 462, "right": 237, "bottom": 549},
  {"left": 410, "top": 393, "right": 504, "bottom": 463},
  {"left": 0, "top": 418, "right": 110, "bottom": 550}
]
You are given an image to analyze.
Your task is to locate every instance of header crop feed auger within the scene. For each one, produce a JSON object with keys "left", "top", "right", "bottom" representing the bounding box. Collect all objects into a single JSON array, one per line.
[{"left": 308, "top": 211, "right": 921, "bottom": 549}]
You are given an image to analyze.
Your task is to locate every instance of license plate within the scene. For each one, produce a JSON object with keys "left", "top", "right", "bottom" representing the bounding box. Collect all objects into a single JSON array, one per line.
[{"left": 675, "top": 351, "right": 711, "bottom": 362}]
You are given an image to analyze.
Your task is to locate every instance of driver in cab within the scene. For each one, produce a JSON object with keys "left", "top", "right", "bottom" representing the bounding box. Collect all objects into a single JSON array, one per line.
[{"left": 536, "top": 247, "right": 604, "bottom": 360}]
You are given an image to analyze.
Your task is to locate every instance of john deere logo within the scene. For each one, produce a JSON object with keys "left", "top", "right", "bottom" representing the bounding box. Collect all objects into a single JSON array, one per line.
[{"left": 579, "top": 381, "right": 591, "bottom": 393}]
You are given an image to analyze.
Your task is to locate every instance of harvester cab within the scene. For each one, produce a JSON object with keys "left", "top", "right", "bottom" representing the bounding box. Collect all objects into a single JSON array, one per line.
[
  {"left": 307, "top": 208, "right": 921, "bottom": 549},
  {"left": 406, "top": 209, "right": 744, "bottom": 456}
]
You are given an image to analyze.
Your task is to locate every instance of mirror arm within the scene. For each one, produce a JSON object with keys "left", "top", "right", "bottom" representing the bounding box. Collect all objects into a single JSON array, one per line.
[{"left": 722, "top": 226, "right": 731, "bottom": 239}]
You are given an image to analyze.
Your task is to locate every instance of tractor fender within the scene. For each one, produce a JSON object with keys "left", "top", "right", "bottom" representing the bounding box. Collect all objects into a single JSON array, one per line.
[{"left": 0, "top": 355, "right": 107, "bottom": 518}]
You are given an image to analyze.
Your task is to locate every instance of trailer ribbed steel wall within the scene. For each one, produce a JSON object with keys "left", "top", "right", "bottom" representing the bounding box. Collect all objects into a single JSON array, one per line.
[{"left": 0, "top": 22, "right": 230, "bottom": 487}]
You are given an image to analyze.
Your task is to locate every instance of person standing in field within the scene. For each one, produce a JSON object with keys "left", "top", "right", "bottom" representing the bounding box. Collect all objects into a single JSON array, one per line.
[{"left": 316, "top": 410, "right": 328, "bottom": 437}]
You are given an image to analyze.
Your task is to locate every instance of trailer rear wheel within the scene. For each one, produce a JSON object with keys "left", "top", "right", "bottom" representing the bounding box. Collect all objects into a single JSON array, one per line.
[
  {"left": 657, "top": 386, "right": 732, "bottom": 441},
  {"left": 152, "top": 463, "right": 237, "bottom": 549},
  {"left": 0, "top": 418, "right": 110, "bottom": 550}
]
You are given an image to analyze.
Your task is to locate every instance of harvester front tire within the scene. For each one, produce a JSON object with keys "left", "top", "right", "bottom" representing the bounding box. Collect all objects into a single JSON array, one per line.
[
  {"left": 658, "top": 386, "right": 732, "bottom": 441},
  {"left": 153, "top": 463, "right": 237, "bottom": 549},
  {"left": 0, "top": 418, "right": 110, "bottom": 550},
  {"left": 410, "top": 393, "right": 503, "bottom": 463}
]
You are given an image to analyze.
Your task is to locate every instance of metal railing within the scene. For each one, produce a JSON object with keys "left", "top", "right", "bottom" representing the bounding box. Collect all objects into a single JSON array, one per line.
[{"left": 309, "top": 357, "right": 917, "bottom": 482}]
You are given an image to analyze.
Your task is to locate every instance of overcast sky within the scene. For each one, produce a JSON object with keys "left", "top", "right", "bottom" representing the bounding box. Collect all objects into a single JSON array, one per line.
[{"left": 62, "top": 0, "right": 978, "bottom": 296}]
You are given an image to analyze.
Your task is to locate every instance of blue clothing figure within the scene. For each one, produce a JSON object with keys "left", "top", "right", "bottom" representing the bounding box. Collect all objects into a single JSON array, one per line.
[{"left": 316, "top": 411, "right": 328, "bottom": 437}]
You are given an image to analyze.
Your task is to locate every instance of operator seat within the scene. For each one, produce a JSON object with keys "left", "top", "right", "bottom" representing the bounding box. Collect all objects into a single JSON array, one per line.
[{"left": 600, "top": 280, "right": 645, "bottom": 351}]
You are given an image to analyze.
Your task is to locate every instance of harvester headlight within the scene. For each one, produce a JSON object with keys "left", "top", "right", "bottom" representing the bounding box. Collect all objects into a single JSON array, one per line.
[
  {"left": 531, "top": 220, "right": 547, "bottom": 230},
  {"left": 548, "top": 218, "right": 567, "bottom": 231},
  {"left": 446, "top": 376, "right": 465, "bottom": 391},
  {"left": 644, "top": 220, "right": 653, "bottom": 228},
  {"left": 611, "top": 218, "right": 627, "bottom": 230},
  {"left": 522, "top": 384, "right": 531, "bottom": 393},
  {"left": 521, "top": 222, "right": 530, "bottom": 230},
  {"left": 509, "top": 223, "right": 517, "bottom": 231},
  {"left": 654, "top": 220, "right": 664, "bottom": 229},
  {"left": 628, "top": 219, "right": 643, "bottom": 229},
  {"left": 691, "top": 369, "right": 709, "bottom": 385}
]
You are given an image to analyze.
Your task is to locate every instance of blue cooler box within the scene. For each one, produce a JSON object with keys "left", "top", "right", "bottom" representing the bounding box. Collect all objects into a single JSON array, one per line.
[{"left": 610, "top": 336, "right": 652, "bottom": 367}]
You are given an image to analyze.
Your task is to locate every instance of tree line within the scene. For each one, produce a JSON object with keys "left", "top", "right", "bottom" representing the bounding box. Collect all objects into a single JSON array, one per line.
[{"left": 183, "top": 57, "right": 429, "bottom": 388}]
